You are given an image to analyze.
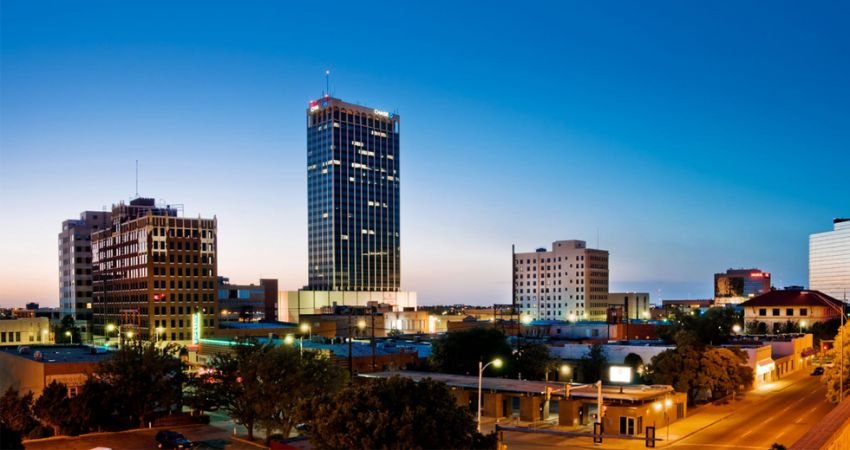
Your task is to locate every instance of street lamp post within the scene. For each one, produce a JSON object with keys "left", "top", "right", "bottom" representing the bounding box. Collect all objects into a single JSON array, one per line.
[
  {"left": 64, "top": 330, "right": 73, "bottom": 345},
  {"left": 477, "top": 358, "right": 503, "bottom": 432},
  {"left": 664, "top": 396, "right": 672, "bottom": 441}
]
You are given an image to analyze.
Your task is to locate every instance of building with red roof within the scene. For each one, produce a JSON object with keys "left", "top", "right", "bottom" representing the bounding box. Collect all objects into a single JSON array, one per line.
[{"left": 741, "top": 289, "right": 843, "bottom": 331}]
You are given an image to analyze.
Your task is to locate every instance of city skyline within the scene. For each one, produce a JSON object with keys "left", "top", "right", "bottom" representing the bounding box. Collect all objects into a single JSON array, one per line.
[{"left": 2, "top": 1, "right": 849, "bottom": 308}]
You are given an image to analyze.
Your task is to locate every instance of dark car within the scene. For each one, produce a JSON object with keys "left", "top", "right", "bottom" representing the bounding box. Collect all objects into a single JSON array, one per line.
[
  {"left": 811, "top": 367, "right": 825, "bottom": 376},
  {"left": 155, "top": 430, "right": 194, "bottom": 449}
]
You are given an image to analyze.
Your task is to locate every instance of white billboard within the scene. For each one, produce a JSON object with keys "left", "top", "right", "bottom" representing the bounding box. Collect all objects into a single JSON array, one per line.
[{"left": 609, "top": 366, "right": 633, "bottom": 383}]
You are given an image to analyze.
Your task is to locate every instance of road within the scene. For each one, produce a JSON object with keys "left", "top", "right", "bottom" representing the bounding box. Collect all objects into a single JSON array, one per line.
[
  {"left": 670, "top": 370, "right": 833, "bottom": 449},
  {"left": 501, "top": 369, "right": 834, "bottom": 450}
]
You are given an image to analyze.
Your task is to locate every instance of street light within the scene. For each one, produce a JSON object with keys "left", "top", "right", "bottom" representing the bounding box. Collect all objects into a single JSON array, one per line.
[
  {"left": 64, "top": 330, "right": 73, "bottom": 345},
  {"left": 732, "top": 324, "right": 742, "bottom": 334},
  {"left": 300, "top": 323, "right": 312, "bottom": 339},
  {"left": 125, "top": 331, "right": 134, "bottom": 340},
  {"left": 560, "top": 364, "right": 572, "bottom": 381},
  {"left": 664, "top": 397, "right": 672, "bottom": 441},
  {"left": 155, "top": 327, "right": 165, "bottom": 342},
  {"left": 477, "top": 358, "right": 503, "bottom": 432}
]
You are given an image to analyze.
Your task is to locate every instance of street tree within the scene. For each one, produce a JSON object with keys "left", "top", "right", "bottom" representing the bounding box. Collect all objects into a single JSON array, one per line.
[
  {"left": 516, "top": 342, "right": 555, "bottom": 380},
  {"left": 34, "top": 381, "right": 70, "bottom": 435},
  {"left": 429, "top": 328, "right": 513, "bottom": 375},
  {"left": 301, "top": 376, "right": 496, "bottom": 450},
  {"left": 823, "top": 321, "right": 850, "bottom": 403},
  {"left": 578, "top": 343, "right": 607, "bottom": 382},
  {"left": 96, "top": 340, "right": 186, "bottom": 427},
  {"left": 0, "top": 387, "right": 37, "bottom": 437},
  {"left": 646, "top": 332, "right": 753, "bottom": 404},
  {"left": 57, "top": 315, "right": 81, "bottom": 344},
  {"left": 205, "top": 341, "right": 346, "bottom": 442}
]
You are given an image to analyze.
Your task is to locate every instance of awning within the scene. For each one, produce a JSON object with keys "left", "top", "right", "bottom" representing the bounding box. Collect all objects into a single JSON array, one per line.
[{"left": 756, "top": 359, "right": 776, "bottom": 376}]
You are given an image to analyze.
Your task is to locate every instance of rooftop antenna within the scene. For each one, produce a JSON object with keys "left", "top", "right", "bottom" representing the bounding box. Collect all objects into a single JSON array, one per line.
[
  {"left": 135, "top": 160, "right": 139, "bottom": 197},
  {"left": 325, "top": 69, "right": 330, "bottom": 96}
]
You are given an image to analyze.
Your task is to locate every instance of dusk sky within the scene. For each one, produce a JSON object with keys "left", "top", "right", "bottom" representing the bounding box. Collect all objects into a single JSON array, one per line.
[{"left": 1, "top": 1, "right": 848, "bottom": 308}]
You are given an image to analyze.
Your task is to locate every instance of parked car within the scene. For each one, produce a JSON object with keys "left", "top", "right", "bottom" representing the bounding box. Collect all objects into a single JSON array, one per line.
[
  {"left": 811, "top": 367, "right": 825, "bottom": 376},
  {"left": 155, "top": 430, "right": 194, "bottom": 449}
]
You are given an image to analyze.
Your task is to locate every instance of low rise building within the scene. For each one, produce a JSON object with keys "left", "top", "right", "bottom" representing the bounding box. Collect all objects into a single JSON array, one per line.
[
  {"left": 217, "top": 277, "right": 278, "bottom": 323},
  {"left": 282, "top": 290, "right": 417, "bottom": 323},
  {"left": 521, "top": 320, "right": 660, "bottom": 341},
  {"left": 589, "top": 292, "right": 651, "bottom": 322},
  {"left": 741, "top": 289, "right": 843, "bottom": 332},
  {"left": 0, "top": 345, "right": 112, "bottom": 397},
  {"left": 0, "top": 317, "right": 52, "bottom": 345},
  {"left": 361, "top": 371, "right": 687, "bottom": 437}
]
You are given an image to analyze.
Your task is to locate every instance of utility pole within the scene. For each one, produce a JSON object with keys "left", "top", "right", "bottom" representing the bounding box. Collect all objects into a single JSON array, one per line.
[
  {"left": 348, "top": 307, "right": 353, "bottom": 379},
  {"left": 371, "top": 306, "right": 376, "bottom": 372}
]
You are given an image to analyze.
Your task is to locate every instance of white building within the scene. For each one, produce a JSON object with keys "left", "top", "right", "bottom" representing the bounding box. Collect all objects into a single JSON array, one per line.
[
  {"left": 281, "top": 290, "right": 417, "bottom": 323},
  {"left": 514, "top": 240, "right": 609, "bottom": 321},
  {"left": 810, "top": 219, "right": 850, "bottom": 301},
  {"left": 59, "top": 211, "right": 112, "bottom": 339}
]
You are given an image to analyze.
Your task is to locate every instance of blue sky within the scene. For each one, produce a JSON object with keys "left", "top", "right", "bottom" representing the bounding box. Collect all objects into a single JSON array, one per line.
[{"left": 1, "top": 1, "right": 848, "bottom": 307}]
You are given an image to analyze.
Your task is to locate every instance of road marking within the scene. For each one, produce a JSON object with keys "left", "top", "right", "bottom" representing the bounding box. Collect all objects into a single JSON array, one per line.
[{"left": 674, "top": 444, "right": 765, "bottom": 449}]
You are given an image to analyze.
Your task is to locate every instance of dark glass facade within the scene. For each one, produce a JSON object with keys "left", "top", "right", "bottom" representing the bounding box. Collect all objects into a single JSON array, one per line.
[{"left": 306, "top": 97, "right": 400, "bottom": 291}]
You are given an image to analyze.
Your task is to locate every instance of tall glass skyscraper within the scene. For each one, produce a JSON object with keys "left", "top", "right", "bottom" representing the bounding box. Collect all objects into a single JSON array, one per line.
[
  {"left": 810, "top": 218, "right": 850, "bottom": 301},
  {"left": 306, "top": 96, "right": 400, "bottom": 292}
]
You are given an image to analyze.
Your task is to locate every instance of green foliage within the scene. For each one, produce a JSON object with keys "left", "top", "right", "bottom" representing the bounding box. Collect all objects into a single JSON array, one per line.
[
  {"left": 0, "top": 426, "right": 24, "bottom": 450},
  {"left": 34, "top": 381, "right": 70, "bottom": 435},
  {"left": 301, "top": 376, "right": 495, "bottom": 450},
  {"left": 810, "top": 319, "right": 840, "bottom": 346},
  {"left": 68, "top": 377, "right": 120, "bottom": 433},
  {"left": 624, "top": 353, "right": 645, "bottom": 383},
  {"left": 516, "top": 343, "right": 555, "bottom": 380},
  {"left": 823, "top": 321, "right": 850, "bottom": 403},
  {"left": 429, "top": 328, "right": 514, "bottom": 376},
  {"left": 646, "top": 332, "right": 753, "bottom": 404},
  {"left": 0, "top": 387, "right": 37, "bottom": 435},
  {"left": 205, "top": 341, "right": 347, "bottom": 442},
  {"left": 578, "top": 343, "right": 607, "bottom": 383},
  {"left": 658, "top": 308, "right": 742, "bottom": 346},
  {"left": 57, "top": 315, "right": 81, "bottom": 344},
  {"left": 96, "top": 340, "right": 186, "bottom": 427}
]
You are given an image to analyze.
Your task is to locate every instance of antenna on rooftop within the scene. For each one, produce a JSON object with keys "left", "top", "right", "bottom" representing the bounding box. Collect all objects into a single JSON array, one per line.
[{"left": 325, "top": 69, "right": 331, "bottom": 96}]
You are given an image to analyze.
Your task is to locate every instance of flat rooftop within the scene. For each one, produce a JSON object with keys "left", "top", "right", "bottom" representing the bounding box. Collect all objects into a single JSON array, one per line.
[
  {"left": 0, "top": 345, "right": 113, "bottom": 364},
  {"left": 360, "top": 371, "right": 673, "bottom": 401}
]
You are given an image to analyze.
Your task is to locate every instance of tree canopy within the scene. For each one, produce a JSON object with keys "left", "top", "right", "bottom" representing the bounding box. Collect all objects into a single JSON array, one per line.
[
  {"left": 646, "top": 332, "right": 753, "bottom": 404},
  {"left": 95, "top": 340, "right": 187, "bottom": 427},
  {"left": 300, "top": 376, "right": 495, "bottom": 450},
  {"left": 823, "top": 321, "right": 850, "bottom": 403},
  {"left": 429, "top": 328, "right": 514, "bottom": 376},
  {"left": 203, "top": 341, "right": 346, "bottom": 442},
  {"left": 657, "top": 307, "right": 742, "bottom": 346},
  {"left": 578, "top": 343, "right": 607, "bottom": 383}
]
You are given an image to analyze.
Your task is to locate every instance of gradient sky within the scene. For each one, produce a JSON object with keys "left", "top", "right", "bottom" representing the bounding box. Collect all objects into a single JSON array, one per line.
[{"left": 1, "top": 1, "right": 848, "bottom": 308}]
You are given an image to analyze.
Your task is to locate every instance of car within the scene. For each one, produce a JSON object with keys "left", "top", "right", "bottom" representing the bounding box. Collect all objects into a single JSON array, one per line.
[
  {"left": 155, "top": 430, "right": 194, "bottom": 449},
  {"left": 811, "top": 367, "right": 825, "bottom": 376}
]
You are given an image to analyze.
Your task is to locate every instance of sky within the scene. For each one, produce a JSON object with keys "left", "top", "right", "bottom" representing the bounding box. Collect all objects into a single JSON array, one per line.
[{"left": 1, "top": 1, "right": 848, "bottom": 308}]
